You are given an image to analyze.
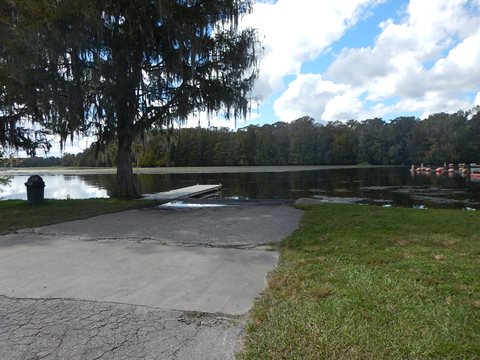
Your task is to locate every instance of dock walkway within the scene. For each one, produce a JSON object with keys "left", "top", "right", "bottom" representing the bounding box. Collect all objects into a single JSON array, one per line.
[{"left": 142, "top": 184, "right": 221, "bottom": 201}]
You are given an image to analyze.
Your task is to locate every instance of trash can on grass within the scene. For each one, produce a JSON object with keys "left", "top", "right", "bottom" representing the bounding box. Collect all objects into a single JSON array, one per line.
[{"left": 25, "top": 175, "right": 45, "bottom": 204}]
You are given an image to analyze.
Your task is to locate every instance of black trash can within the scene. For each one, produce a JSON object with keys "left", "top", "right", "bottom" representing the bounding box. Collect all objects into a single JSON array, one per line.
[{"left": 25, "top": 175, "right": 45, "bottom": 204}]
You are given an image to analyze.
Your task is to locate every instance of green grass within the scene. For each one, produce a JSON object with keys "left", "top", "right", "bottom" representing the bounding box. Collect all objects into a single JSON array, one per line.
[
  {"left": 0, "top": 199, "right": 157, "bottom": 235},
  {"left": 239, "top": 204, "right": 480, "bottom": 359}
]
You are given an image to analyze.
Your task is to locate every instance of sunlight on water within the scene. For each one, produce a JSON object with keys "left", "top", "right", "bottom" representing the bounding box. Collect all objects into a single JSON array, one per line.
[{"left": 158, "top": 201, "right": 227, "bottom": 208}]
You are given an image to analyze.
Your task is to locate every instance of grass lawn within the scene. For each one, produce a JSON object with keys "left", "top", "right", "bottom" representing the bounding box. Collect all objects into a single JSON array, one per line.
[
  {"left": 239, "top": 204, "right": 480, "bottom": 359},
  {"left": 0, "top": 199, "right": 157, "bottom": 235}
]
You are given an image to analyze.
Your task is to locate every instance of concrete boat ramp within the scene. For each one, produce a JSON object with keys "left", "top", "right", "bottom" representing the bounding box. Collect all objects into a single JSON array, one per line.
[
  {"left": 0, "top": 197, "right": 302, "bottom": 359},
  {"left": 142, "top": 184, "right": 222, "bottom": 201}
]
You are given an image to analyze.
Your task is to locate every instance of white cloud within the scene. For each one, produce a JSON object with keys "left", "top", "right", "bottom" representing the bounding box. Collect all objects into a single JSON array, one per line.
[
  {"left": 242, "top": 0, "right": 383, "bottom": 98},
  {"left": 374, "top": 94, "right": 473, "bottom": 120},
  {"left": 279, "top": 0, "right": 480, "bottom": 122},
  {"left": 12, "top": 134, "right": 92, "bottom": 158},
  {"left": 53, "top": 135, "right": 92, "bottom": 155},
  {"left": 274, "top": 74, "right": 358, "bottom": 122},
  {"left": 327, "top": 47, "right": 394, "bottom": 87},
  {"left": 323, "top": 91, "right": 364, "bottom": 121},
  {"left": 181, "top": 110, "right": 260, "bottom": 130},
  {"left": 475, "top": 92, "right": 480, "bottom": 106},
  {"left": 430, "top": 30, "right": 480, "bottom": 90}
]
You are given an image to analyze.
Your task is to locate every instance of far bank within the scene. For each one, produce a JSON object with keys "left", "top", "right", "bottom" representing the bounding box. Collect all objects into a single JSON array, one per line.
[{"left": 0, "top": 164, "right": 388, "bottom": 176}]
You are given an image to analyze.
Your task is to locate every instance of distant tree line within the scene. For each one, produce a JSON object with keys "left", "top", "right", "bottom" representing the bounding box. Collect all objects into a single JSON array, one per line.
[
  {"left": 0, "top": 154, "right": 61, "bottom": 167},
  {"left": 135, "top": 108, "right": 480, "bottom": 167},
  {"left": 8, "top": 108, "right": 480, "bottom": 167}
]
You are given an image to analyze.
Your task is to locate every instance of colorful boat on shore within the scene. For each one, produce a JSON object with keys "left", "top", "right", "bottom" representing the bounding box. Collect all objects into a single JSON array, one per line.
[
  {"left": 411, "top": 163, "right": 479, "bottom": 178},
  {"left": 470, "top": 163, "right": 480, "bottom": 180}
]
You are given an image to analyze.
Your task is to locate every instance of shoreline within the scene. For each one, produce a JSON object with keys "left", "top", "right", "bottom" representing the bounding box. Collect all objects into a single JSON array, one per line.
[{"left": 0, "top": 164, "right": 394, "bottom": 176}]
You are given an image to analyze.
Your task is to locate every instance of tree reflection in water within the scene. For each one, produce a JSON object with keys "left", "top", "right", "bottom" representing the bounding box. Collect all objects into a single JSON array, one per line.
[{"left": 1, "top": 168, "right": 480, "bottom": 209}]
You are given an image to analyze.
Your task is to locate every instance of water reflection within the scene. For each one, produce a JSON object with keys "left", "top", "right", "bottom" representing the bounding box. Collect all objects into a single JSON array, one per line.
[
  {"left": 137, "top": 168, "right": 480, "bottom": 208},
  {"left": 0, "top": 175, "right": 108, "bottom": 200},
  {"left": 1, "top": 167, "right": 480, "bottom": 209}
]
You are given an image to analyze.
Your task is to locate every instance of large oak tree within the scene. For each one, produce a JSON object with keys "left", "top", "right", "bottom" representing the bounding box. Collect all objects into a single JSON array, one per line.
[{"left": 0, "top": 0, "right": 258, "bottom": 198}]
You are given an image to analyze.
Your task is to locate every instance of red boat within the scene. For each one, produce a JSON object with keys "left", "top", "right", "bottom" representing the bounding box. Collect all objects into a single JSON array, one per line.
[{"left": 470, "top": 164, "right": 480, "bottom": 180}]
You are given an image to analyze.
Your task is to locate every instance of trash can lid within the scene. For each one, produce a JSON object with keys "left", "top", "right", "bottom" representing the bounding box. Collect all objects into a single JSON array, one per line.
[{"left": 25, "top": 175, "right": 45, "bottom": 187}]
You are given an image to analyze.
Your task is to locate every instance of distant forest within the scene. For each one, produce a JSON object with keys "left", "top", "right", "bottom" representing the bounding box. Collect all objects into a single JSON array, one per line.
[{"left": 11, "top": 108, "right": 480, "bottom": 167}]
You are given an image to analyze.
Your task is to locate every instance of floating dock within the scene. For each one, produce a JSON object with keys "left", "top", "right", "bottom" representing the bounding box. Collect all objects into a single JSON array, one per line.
[{"left": 142, "top": 184, "right": 222, "bottom": 201}]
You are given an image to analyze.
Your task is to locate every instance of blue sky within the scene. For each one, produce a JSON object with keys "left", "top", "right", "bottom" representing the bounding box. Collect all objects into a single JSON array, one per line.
[
  {"left": 209, "top": 0, "right": 480, "bottom": 129},
  {"left": 34, "top": 0, "right": 480, "bottom": 154}
]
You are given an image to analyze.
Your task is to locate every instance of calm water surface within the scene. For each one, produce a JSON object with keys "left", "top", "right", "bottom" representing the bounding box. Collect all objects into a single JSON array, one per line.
[{"left": 2, "top": 167, "right": 480, "bottom": 209}]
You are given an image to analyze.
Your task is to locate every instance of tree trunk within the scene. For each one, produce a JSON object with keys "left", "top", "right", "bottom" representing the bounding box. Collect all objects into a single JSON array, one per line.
[{"left": 114, "top": 132, "right": 140, "bottom": 199}]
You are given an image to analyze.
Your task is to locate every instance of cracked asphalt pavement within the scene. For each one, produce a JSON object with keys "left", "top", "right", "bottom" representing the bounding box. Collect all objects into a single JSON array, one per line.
[
  {"left": 0, "top": 202, "right": 302, "bottom": 359},
  {"left": 0, "top": 296, "right": 243, "bottom": 360}
]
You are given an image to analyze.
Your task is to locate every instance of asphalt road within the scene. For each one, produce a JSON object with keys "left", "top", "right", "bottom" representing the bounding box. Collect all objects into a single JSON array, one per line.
[{"left": 0, "top": 201, "right": 302, "bottom": 359}]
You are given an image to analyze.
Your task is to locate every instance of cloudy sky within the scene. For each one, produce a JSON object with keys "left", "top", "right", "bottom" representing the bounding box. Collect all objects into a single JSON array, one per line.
[
  {"left": 220, "top": 0, "right": 480, "bottom": 128},
  {"left": 46, "top": 0, "right": 480, "bottom": 154}
]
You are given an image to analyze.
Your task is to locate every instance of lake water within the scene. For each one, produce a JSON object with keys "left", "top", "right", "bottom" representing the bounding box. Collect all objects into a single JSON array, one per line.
[{"left": 2, "top": 167, "right": 480, "bottom": 209}]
